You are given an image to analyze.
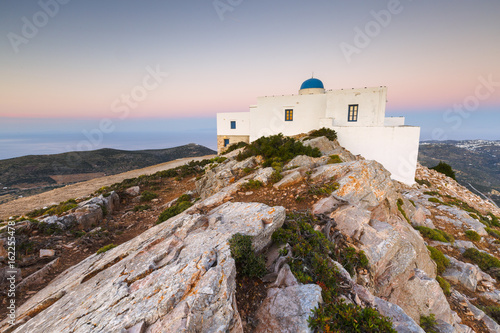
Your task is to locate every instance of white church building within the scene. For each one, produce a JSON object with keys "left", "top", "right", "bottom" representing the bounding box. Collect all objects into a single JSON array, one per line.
[{"left": 216, "top": 78, "right": 420, "bottom": 185}]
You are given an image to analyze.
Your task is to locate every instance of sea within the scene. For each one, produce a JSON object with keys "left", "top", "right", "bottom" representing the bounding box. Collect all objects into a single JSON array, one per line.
[{"left": 0, "top": 117, "right": 217, "bottom": 160}]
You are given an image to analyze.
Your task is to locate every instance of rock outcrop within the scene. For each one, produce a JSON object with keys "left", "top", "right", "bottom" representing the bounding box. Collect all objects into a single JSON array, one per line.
[
  {"left": 3, "top": 134, "right": 500, "bottom": 333},
  {"left": 2, "top": 202, "right": 285, "bottom": 333}
]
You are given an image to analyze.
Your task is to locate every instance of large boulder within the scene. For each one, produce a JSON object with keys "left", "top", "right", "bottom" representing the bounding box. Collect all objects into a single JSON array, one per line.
[
  {"left": 396, "top": 269, "right": 457, "bottom": 325},
  {"left": 2, "top": 202, "right": 285, "bottom": 333},
  {"left": 72, "top": 204, "right": 103, "bottom": 230},
  {"left": 302, "top": 137, "right": 357, "bottom": 162},
  {"left": 442, "top": 256, "right": 481, "bottom": 292},
  {"left": 312, "top": 160, "right": 397, "bottom": 209},
  {"left": 255, "top": 284, "right": 322, "bottom": 333}
]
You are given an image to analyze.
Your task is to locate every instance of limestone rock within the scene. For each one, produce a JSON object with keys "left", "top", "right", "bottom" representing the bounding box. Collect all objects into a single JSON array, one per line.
[
  {"left": 311, "top": 196, "right": 346, "bottom": 215},
  {"left": 252, "top": 167, "right": 275, "bottom": 185},
  {"left": 336, "top": 260, "right": 425, "bottom": 333},
  {"left": 453, "top": 240, "right": 478, "bottom": 254},
  {"left": 303, "top": 136, "right": 340, "bottom": 155},
  {"left": 452, "top": 290, "right": 500, "bottom": 332},
  {"left": 125, "top": 186, "right": 140, "bottom": 196},
  {"left": 17, "top": 258, "right": 61, "bottom": 291},
  {"left": 302, "top": 137, "right": 357, "bottom": 162},
  {"left": 373, "top": 298, "right": 425, "bottom": 333},
  {"left": 2, "top": 202, "right": 284, "bottom": 333},
  {"left": 437, "top": 205, "right": 487, "bottom": 236},
  {"left": 255, "top": 284, "right": 322, "bottom": 333},
  {"left": 41, "top": 214, "right": 77, "bottom": 230},
  {"left": 410, "top": 205, "right": 433, "bottom": 228},
  {"left": 330, "top": 205, "right": 371, "bottom": 240},
  {"left": 285, "top": 155, "right": 316, "bottom": 170},
  {"left": 397, "top": 269, "right": 455, "bottom": 324},
  {"left": 442, "top": 256, "right": 480, "bottom": 292},
  {"left": 73, "top": 204, "right": 103, "bottom": 230},
  {"left": 312, "top": 160, "right": 397, "bottom": 209},
  {"left": 39, "top": 249, "right": 55, "bottom": 258},
  {"left": 273, "top": 171, "right": 303, "bottom": 189},
  {"left": 272, "top": 264, "right": 298, "bottom": 288}
]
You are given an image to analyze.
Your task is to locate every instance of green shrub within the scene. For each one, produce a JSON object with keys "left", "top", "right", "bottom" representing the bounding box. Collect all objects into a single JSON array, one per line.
[
  {"left": 28, "top": 198, "right": 78, "bottom": 217},
  {"left": 236, "top": 134, "right": 321, "bottom": 166},
  {"left": 431, "top": 161, "right": 456, "bottom": 180},
  {"left": 157, "top": 196, "right": 193, "bottom": 223},
  {"left": 415, "top": 178, "right": 432, "bottom": 187},
  {"left": 427, "top": 246, "right": 450, "bottom": 274},
  {"left": 308, "top": 127, "right": 338, "bottom": 141},
  {"left": 486, "top": 227, "right": 500, "bottom": 240},
  {"left": 465, "top": 230, "right": 481, "bottom": 241},
  {"left": 96, "top": 243, "right": 116, "bottom": 254},
  {"left": 17, "top": 240, "right": 36, "bottom": 257},
  {"left": 308, "top": 301, "right": 396, "bottom": 333},
  {"left": 483, "top": 306, "right": 500, "bottom": 325},
  {"left": 397, "top": 199, "right": 410, "bottom": 223},
  {"left": 436, "top": 275, "right": 451, "bottom": 296},
  {"left": 486, "top": 227, "right": 499, "bottom": 238},
  {"left": 133, "top": 204, "right": 151, "bottom": 212},
  {"left": 428, "top": 197, "right": 444, "bottom": 205},
  {"left": 140, "top": 190, "right": 158, "bottom": 202},
  {"left": 339, "top": 247, "right": 369, "bottom": 277},
  {"left": 308, "top": 182, "right": 340, "bottom": 197},
  {"left": 272, "top": 212, "right": 394, "bottom": 331},
  {"left": 463, "top": 248, "right": 500, "bottom": 271},
  {"left": 242, "top": 167, "right": 254, "bottom": 174},
  {"left": 177, "top": 193, "right": 192, "bottom": 202},
  {"left": 409, "top": 199, "right": 416, "bottom": 207},
  {"left": 420, "top": 314, "right": 439, "bottom": 333},
  {"left": 489, "top": 213, "right": 500, "bottom": 227},
  {"left": 228, "top": 233, "right": 266, "bottom": 278},
  {"left": 328, "top": 154, "right": 342, "bottom": 164},
  {"left": 71, "top": 230, "right": 86, "bottom": 238},
  {"left": 210, "top": 156, "right": 227, "bottom": 164},
  {"left": 469, "top": 213, "right": 480, "bottom": 220},
  {"left": 424, "top": 191, "right": 441, "bottom": 196},
  {"left": 416, "top": 226, "right": 454, "bottom": 243},
  {"left": 37, "top": 222, "right": 63, "bottom": 236},
  {"left": 240, "top": 179, "right": 263, "bottom": 191},
  {"left": 222, "top": 141, "right": 248, "bottom": 155}
]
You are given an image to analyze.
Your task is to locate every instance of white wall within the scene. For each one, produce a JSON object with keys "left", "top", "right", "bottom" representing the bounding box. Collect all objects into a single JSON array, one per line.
[
  {"left": 384, "top": 117, "right": 405, "bottom": 126},
  {"left": 217, "top": 112, "right": 250, "bottom": 136},
  {"left": 332, "top": 126, "right": 421, "bottom": 185},
  {"left": 249, "top": 94, "right": 327, "bottom": 142},
  {"left": 325, "top": 87, "right": 387, "bottom": 127}
]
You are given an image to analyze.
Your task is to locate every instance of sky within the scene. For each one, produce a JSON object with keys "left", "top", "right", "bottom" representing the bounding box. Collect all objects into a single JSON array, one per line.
[{"left": 0, "top": 0, "right": 499, "bottom": 159}]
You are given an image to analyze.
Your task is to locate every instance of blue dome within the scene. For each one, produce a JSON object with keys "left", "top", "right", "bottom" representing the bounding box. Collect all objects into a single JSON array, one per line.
[{"left": 300, "top": 78, "right": 324, "bottom": 90}]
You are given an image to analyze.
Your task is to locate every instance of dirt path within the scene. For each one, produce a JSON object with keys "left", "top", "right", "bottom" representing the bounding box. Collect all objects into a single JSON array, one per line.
[{"left": 0, "top": 155, "right": 215, "bottom": 220}]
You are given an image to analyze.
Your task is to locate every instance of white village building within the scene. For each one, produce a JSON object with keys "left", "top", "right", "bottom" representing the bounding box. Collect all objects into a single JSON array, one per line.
[{"left": 216, "top": 78, "right": 420, "bottom": 185}]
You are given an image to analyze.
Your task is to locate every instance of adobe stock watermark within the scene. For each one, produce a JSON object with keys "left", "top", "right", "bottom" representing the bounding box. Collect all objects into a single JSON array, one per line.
[
  {"left": 340, "top": 0, "right": 412, "bottom": 64},
  {"left": 256, "top": 107, "right": 286, "bottom": 138},
  {"left": 51, "top": 65, "right": 168, "bottom": 174},
  {"left": 432, "top": 74, "right": 499, "bottom": 141},
  {"left": 7, "top": 0, "right": 71, "bottom": 54},
  {"left": 213, "top": 0, "right": 243, "bottom": 21}
]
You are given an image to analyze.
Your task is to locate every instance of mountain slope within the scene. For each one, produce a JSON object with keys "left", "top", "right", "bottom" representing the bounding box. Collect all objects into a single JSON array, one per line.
[
  {"left": 0, "top": 144, "right": 216, "bottom": 204},
  {"left": 418, "top": 140, "right": 500, "bottom": 205},
  {"left": 2, "top": 135, "right": 500, "bottom": 332}
]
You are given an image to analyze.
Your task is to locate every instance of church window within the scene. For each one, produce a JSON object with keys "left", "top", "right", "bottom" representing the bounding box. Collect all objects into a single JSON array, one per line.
[
  {"left": 230, "top": 121, "right": 236, "bottom": 129},
  {"left": 224, "top": 139, "right": 229, "bottom": 147},
  {"left": 348, "top": 104, "right": 358, "bottom": 122},
  {"left": 285, "top": 109, "right": 293, "bottom": 121}
]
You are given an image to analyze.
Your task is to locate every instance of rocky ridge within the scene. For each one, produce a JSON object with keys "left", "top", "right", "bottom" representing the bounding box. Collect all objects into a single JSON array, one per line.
[{"left": 1, "top": 135, "right": 500, "bottom": 332}]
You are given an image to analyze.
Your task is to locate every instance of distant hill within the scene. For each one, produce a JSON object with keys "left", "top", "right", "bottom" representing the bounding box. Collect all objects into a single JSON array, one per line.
[
  {"left": 418, "top": 140, "right": 500, "bottom": 205},
  {"left": 0, "top": 143, "right": 216, "bottom": 203}
]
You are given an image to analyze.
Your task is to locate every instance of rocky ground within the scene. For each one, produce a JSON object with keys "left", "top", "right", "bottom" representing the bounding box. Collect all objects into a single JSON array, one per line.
[{"left": 1, "top": 135, "right": 500, "bottom": 332}]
